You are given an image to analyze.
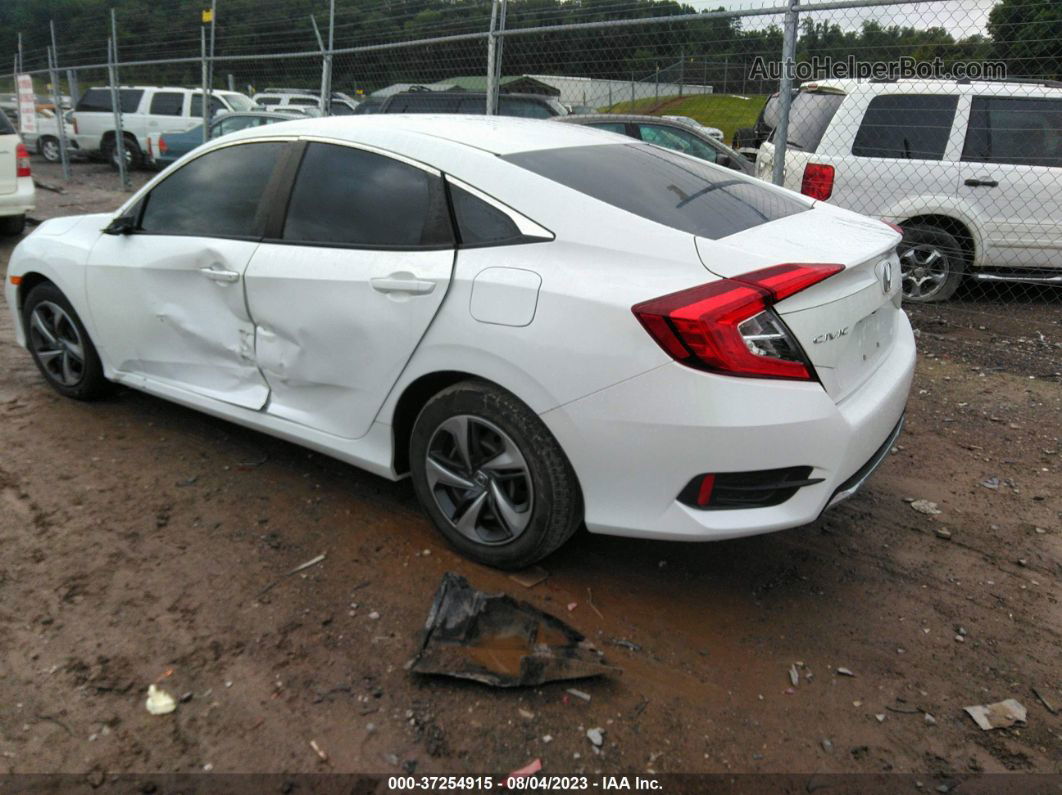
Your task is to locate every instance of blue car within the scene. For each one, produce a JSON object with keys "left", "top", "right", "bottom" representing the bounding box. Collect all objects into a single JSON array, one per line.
[{"left": 146, "top": 110, "right": 301, "bottom": 168}]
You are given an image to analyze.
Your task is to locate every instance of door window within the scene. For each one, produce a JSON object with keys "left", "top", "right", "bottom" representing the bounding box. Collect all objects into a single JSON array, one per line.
[
  {"left": 282, "top": 143, "right": 452, "bottom": 248},
  {"left": 638, "top": 124, "right": 718, "bottom": 162},
  {"left": 962, "top": 96, "right": 1062, "bottom": 168},
  {"left": 149, "top": 92, "right": 184, "bottom": 116},
  {"left": 852, "top": 94, "right": 958, "bottom": 160},
  {"left": 211, "top": 115, "right": 263, "bottom": 137},
  {"left": 76, "top": 88, "right": 143, "bottom": 113},
  {"left": 139, "top": 142, "right": 284, "bottom": 237},
  {"left": 189, "top": 94, "right": 228, "bottom": 118}
]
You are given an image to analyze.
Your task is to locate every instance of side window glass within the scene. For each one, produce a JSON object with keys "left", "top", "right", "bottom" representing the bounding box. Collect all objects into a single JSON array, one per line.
[
  {"left": 962, "top": 97, "right": 1062, "bottom": 168},
  {"left": 190, "top": 94, "right": 227, "bottom": 118},
  {"left": 852, "top": 94, "right": 958, "bottom": 160},
  {"left": 640, "top": 124, "right": 717, "bottom": 162},
  {"left": 140, "top": 142, "right": 283, "bottom": 237},
  {"left": 449, "top": 184, "right": 522, "bottom": 246},
  {"left": 149, "top": 92, "right": 184, "bottom": 116},
  {"left": 282, "top": 142, "right": 452, "bottom": 247},
  {"left": 588, "top": 122, "right": 628, "bottom": 135},
  {"left": 498, "top": 98, "right": 551, "bottom": 119}
]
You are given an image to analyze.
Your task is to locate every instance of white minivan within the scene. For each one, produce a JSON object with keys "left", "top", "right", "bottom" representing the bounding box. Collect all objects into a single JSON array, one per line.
[
  {"left": 0, "top": 110, "right": 35, "bottom": 236},
  {"left": 72, "top": 86, "right": 257, "bottom": 170},
  {"left": 757, "top": 79, "right": 1062, "bottom": 301}
]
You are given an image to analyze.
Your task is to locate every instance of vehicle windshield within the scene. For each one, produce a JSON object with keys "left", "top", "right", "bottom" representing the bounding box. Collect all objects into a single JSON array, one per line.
[
  {"left": 505, "top": 143, "right": 808, "bottom": 239},
  {"left": 221, "top": 92, "right": 257, "bottom": 112}
]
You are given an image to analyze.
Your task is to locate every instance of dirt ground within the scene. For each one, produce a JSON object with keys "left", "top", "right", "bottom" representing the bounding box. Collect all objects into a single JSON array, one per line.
[{"left": 1, "top": 160, "right": 1059, "bottom": 784}]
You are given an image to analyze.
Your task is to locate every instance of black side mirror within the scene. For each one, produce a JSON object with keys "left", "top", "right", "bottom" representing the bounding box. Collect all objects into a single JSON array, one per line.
[{"left": 103, "top": 215, "right": 136, "bottom": 235}]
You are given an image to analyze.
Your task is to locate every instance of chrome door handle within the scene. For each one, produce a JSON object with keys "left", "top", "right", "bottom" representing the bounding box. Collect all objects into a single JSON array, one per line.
[
  {"left": 370, "top": 274, "right": 435, "bottom": 295},
  {"left": 200, "top": 265, "right": 240, "bottom": 283}
]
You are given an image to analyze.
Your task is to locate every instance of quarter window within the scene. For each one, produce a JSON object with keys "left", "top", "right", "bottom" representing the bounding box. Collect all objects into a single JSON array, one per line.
[
  {"left": 76, "top": 87, "right": 143, "bottom": 113},
  {"left": 449, "top": 184, "right": 522, "bottom": 245},
  {"left": 962, "top": 96, "right": 1062, "bottom": 169},
  {"left": 852, "top": 94, "right": 958, "bottom": 160},
  {"left": 139, "top": 142, "right": 283, "bottom": 237},
  {"left": 282, "top": 143, "right": 452, "bottom": 248},
  {"left": 149, "top": 92, "right": 184, "bottom": 116},
  {"left": 189, "top": 94, "right": 227, "bottom": 118}
]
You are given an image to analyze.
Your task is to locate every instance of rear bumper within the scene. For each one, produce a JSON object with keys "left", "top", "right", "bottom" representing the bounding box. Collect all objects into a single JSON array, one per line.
[
  {"left": 0, "top": 177, "right": 35, "bottom": 216},
  {"left": 540, "top": 309, "right": 915, "bottom": 541}
]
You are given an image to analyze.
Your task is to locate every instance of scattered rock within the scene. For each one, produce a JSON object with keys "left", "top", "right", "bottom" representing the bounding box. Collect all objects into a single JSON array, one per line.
[
  {"left": 875, "top": 713, "right": 886, "bottom": 723},
  {"left": 788, "top": 665, "right": 799, "bottom": 687},
  {"left": 821, "top": 738, "right": 833, "bottom": 753},
  {"left": 509, "top": 566, "right": 549, "bottom": 589},
  {"left": 144, "top": 684, "right": 176, "bottom": 716},
  {"left": 910, "top": 499, "right": 942, "bottom": 515},
  {"left": 836, "top": 667, "right": 855, "bottom": 677},
  {"left": 934, "top": 527, "right": 952, "bottom": 540},
  {"left": 566, "top": 688, "right": 592, "bottom": 702},
  {"left": 924, "top": 713, "right": 937, "bottom": 726},
  {"left": 586, "top": 727, "right": 604, "bottom": 747}
]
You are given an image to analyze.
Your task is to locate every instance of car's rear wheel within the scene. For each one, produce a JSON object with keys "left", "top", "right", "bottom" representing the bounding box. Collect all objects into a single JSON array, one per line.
[
  {"left": 39, "top": 136, "right": 61, "bottom": 162},
  {"left": 0, "top": 214, "right": 26, "bottom": 237},
  {"left": 22, "top": 283, "right": 110, "bottom": 400},
  {"left": 409, "top": 381, "right": 582, "bottom": 569},
  {"left": 102, "top": 134, "right": 142, "bottom": 171},
  {"left": 898, "top": 225, "right": 965, "bottom": 303}
]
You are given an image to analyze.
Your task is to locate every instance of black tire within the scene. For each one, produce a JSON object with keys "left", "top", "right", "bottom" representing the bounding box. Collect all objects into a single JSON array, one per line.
[
  {"left": 409, "top": 381, "right": 582, "bottom": 569},
  {"left": 38, "top": 136, "right": 61, "bottom": 163},
  {"left": 22, "top": 282, "right": 111, "bottom": 400},
  {"left": 102, "top": 134, "right": 142, "bottom": 171},
  {"left": 898, "top": 225, "right": 966, "bottom": 303},
  {"left": 0, "top": 214, "right": 26, "bottom": 237}
]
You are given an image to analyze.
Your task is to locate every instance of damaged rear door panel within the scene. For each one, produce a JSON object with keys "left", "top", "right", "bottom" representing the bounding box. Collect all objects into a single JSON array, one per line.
[{"left": 243, "top": 140, "right": 456, "bottom": 439}]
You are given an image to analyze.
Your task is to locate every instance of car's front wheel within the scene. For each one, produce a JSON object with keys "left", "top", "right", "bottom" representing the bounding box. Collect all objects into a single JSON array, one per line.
[
  {"left": 409, "top": 381, "right": 582, "bottom": 569},
  {"left": 22, "top": 283, "right": 110, "bottom": 400},
  {"left": 898, "top": 225, "right": 965, "bottom": 303},
  {"left": 38, "top": 136, "right": 61, "bottom": 162}
]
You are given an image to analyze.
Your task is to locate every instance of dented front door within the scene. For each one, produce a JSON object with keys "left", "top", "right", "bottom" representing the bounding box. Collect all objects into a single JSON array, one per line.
[{"left": 86, "top": 234, "right": 270, "bottom": 409}]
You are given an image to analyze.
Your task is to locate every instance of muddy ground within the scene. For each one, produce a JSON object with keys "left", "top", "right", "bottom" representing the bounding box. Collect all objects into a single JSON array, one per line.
[{"left": 0, "top": 160, "right": 1059, "bottom": 783}]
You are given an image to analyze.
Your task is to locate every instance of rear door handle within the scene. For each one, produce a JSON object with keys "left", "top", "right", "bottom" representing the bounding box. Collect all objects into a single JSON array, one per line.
[
  {"left": 964, "top": 178, "right": 998, "bottom": 188},
  {"left": 200, "top": 265, "right": 240, "bottom": 283},
  {"left": 370, "top": 274, "right": 436, "bottom": 295}
]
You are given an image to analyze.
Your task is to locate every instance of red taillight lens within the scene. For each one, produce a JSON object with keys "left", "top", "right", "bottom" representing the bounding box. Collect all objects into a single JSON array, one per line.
[
  {"left": 800, "top": 163, "right": 834, "bottom": 201},
  {"left": 158, "top": 136, "right": 167, "bottom": 154},
  {"left": 15, "top": 143, "right": 31, "bottom": 178},
  {"left": 632, "top": 263, "right": 843, "bottom": 381}
]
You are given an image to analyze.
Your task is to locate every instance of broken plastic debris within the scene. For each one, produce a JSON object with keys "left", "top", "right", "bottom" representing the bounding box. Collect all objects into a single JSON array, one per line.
[
  {"left": 145, "top": 684, "right": 176, "bottom": 715},
  {"left": 509, "top": 566, "right": 549, "bottom": 589},
  {"left": 506, "top": 758, "right": 542, "bottom": 779},
  {"left": 586, "top": 727, "right": 604, "bottom": 747},
  {"left": 566, "top": 687, "right": 592, "bottom": 702},
  {"left": 964, "top": 699, "right": 1027, "bottom": 731},
  {"left": 408, "top": 572, "right": 620, "bottom": 688},
  {"left": 836, "top": 667, "right": 855, "bottom": 677}
]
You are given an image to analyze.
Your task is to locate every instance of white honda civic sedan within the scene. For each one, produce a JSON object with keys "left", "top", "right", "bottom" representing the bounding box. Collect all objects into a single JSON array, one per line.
[{"left": 4, "top": 115, "right": 914, "bottom": 568}]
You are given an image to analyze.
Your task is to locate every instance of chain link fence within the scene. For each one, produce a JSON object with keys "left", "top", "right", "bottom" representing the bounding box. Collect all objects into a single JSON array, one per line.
[{"left": 2, "top": 0, "right": 1060, "bottom": 371}]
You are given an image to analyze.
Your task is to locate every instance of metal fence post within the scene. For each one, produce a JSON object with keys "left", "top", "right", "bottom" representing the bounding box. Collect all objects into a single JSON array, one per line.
[
  {"left": 772, "top": 0, "right": 799, "bottom": 187},
  {"left": 107, "top": 37, "right": 129, "bottom": 191},
  {"left": 201, "top": 27, "right": 209, "bottom": 143},
  {"left": 48, "top": 23, "right": 72, "bottom": 181},
  {"left": 485, "top": 0, "right": 500, "bottom": 115},
  {"left": 67, "top": 69, "right": 79, "bottom": 106}
]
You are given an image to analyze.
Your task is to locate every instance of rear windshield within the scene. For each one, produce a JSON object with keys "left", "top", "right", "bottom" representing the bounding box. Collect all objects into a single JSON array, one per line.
[
  {"left": 776, "top": 91, "right": 845, "bottom": 152},
  {"left": 76, "top": 87, "right": 143, "bottom": 114},
  {"left": 505, "top": 143, "right": 808, "bottom": 239}
]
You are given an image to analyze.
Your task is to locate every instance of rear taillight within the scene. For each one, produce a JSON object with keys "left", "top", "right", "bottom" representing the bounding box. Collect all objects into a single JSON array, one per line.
[
  {"left": 15, "top": 143, "right": 31, "bottom": 178},
  {"left": 632, "top": 263, "right": 843, "bottom": 381},
  {"left": 800, "top": 163, "right": 834, "bottom": 201},
  {"left": 158, "top": 136, "right": 167, "bottom": 154}
]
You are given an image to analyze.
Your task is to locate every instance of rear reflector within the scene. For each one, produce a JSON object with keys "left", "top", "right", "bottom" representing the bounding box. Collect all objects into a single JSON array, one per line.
[
  {"left": 800, "top": 163, "right": 834, "bottom": 201},
  {"left": 679, "top": 466, "right": 825, "bottom": 510},
  {"left": 15, "top": 143, "right": 31, "bottom": 178},
  {"left": 632, "top": 263, "right": 843, "bottom": 381},
  {"left": 9, "top": 275, "right": 22, "bottom": 286}
]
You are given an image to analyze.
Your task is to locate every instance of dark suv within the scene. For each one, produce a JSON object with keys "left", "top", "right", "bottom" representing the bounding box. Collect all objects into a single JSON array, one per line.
[{"left": 377, "top": 91, "right": 567, "bottom": 119}]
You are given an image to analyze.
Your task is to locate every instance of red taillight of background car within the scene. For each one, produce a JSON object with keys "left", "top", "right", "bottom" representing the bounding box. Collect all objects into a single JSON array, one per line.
[
  {"left": 632, "top": 263, "right": 844, "bottom": 381},
  {"left": 158, "top": 136, "right": 168, "bottom": 154},
  {"left": 15, "top": 143, "right": 31, "bottom": 178},
  {"left": 800, "top": 163, "right": 835, "bottom": 201}
]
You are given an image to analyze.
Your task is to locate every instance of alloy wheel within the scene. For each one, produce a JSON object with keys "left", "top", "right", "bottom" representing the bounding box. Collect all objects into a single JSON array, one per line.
[
  {"left": 424, "top": 415, "right": 533, "bottom": 546},
  {"left": 28, "top": 301, "right": 86, "bottom": 387},
  {"left": 900, "top": 244, "right": 950, "bottom": 301},
  {"left": 41, "top": 139, "right": 60, "bottom": 162}
]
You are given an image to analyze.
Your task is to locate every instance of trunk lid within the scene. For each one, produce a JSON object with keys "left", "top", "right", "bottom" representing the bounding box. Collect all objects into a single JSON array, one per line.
[
  {"left": 0, "top": 133, "right": 18, "bottom": 195},
  {"left": 696, "top": 207, "right": 903, "bottom": 401}
]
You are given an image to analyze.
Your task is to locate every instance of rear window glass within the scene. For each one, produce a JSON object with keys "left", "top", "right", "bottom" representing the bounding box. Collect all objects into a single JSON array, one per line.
[
  {"left": 149, "top": 92, "right": 184, "bottom": 116},
  {"left": 780, "top": 91, "right": 844, "bottom": 152},
  {"left": 388, "top": 94, "right": 461, "bottom": 113},
  {"left": 853, "top": 94, "right": 958, "bottom": 160},
  {"left": 76, "top": 88, "right": 143, "bottom": 114},
  {"left": 505, "top": 143, "right": 807, "bottom": 240}
]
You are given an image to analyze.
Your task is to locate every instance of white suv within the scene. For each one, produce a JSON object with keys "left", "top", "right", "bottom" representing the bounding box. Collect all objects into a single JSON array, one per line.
[
  {"left": 757, "top": 79, "right": 1062, "bottom": 301},
  {"left": 72, "top": 86, "right": 257, "bottom": 169},
  {"left": 252, "top": 90, "right": 359, "bottom": 115},
  {"left": 0, "top": 110, "right": 34, "bottom": 236}
]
